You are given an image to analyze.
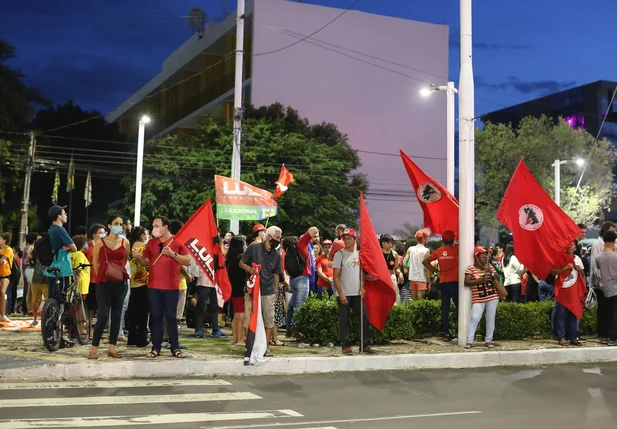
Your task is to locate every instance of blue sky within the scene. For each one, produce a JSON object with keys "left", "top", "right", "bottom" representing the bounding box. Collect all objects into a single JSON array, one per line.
[{"left": 2, "top": 0, "right": 616, "bottom": 117}]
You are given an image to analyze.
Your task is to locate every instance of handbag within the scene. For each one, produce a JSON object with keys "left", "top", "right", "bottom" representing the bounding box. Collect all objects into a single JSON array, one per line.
[{"left": 102, "top": 242, "right": 126, "bottom": 283}]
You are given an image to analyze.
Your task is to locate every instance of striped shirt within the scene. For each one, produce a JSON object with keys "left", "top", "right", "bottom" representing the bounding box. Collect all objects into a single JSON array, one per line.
[{"left": 465, "top": 264, "right": 499, "bottom": 304}]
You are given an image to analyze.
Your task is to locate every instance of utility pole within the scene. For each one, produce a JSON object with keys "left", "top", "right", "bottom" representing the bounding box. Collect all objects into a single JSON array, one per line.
[
  {"left": 19, "top": 131, "right": 36, "bottom": 250},
  {"left": 230, "top": 0, "right": 245, "bottom": 235}
]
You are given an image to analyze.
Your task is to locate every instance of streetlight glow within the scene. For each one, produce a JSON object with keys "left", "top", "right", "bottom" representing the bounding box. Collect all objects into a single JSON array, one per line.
[
  {"left": 141, "top": 115, "right": 151, "bottom": 124},
  {"left": 575, "top": 158, "right": 585, "bottom": 167},
  {"left": 419, "top": 88, "right": 432, "bottom": 97}
]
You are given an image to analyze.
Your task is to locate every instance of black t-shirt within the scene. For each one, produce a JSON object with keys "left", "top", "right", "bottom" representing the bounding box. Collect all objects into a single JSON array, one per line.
[
  {"left": 241, "top": 242, "right": 282, "bottom": 296},
  {"left": 226, "top": 253, "right": 247, "bottom": 298}
]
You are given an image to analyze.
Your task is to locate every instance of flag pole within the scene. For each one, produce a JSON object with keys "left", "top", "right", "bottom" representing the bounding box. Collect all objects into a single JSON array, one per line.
[
  {"left": 68, "top": 189, "right": 73, "bottom": 234},
  {"left": 360, "top": 268, "right": 364, "bottom": 355},
  {"left": 85, "top": 205, "right": 89, "bottom": 229}
]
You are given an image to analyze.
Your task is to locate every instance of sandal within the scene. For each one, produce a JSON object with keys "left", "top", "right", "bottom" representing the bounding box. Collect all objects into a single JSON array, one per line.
[
  {"left": 485, "top": 343, "right": 495, "bottom": 349},
  {"left": 146, "top": 349, "right": 160, "bottom": 359},
  {"left": 107, "top": 349, "right": 121, "bottom": 359},
  {"left": 270, "top": 339, "right": 285, "bottom": 346},
  {"left": 172, "top": 349, "right": 186, "bottom": 359},
  {"left": 559, "top": 339, "right": 569, "bottom": 347},
  {"left": 464, "top": 343, "right": 472, "bottom": 349},
  {"left": 264, "top": 350, "right": 273, "bottom": 357},
  {"left": 88, "top": 349, "right": 99, "bottom": 360}
]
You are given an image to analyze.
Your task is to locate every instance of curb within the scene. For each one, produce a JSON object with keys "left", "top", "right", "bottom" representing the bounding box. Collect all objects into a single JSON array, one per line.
[{"left": 1, "top": 347, "right": 617, "bottom": 381}]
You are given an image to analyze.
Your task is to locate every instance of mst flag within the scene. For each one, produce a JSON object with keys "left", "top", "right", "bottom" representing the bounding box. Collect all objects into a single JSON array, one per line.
[
  {"left": 66, "top": 154, "right": 75, "bottom": 193},
  {"left": 215, "top": 175, "right": 277, "bottom": 221},
  {"left": 400, "top": 150, "right": 459, "bottom": 234},
  {"left": 273, "top": 164, "right": 294, "bottom": 199},
  {"left": 175, "top": 200, "right": 232, "bottom": 302},
  {"left": 496, "top": 159, "right": 580, "bottom": 280},
  {"left": 244, "top": 264, "right": 269, "bottom": 366},
  {"left": 359, "top": 192, "right": 396, "bottom": 331},
  {"left": 554, "top": 253, "right": 586, "bottom": 319},
  {"left": 51, "top": 170, "right": 60, "bottom": 204},
  {"left": 84, "top": 169, "right": 92, "bottom": 207}
]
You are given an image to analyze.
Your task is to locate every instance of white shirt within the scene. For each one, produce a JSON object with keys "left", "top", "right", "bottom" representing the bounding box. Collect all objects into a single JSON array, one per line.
[
  {"left": 407, "top": 244, "right": 429, "bottom": 282},
  {"left": 503, "top": 255, "right": 525, "bottom": 286}
]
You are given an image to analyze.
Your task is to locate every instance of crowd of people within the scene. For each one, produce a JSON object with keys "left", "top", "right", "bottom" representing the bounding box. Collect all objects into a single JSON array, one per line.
[{"left": 2, "top": 205, "right": 617, "bottom": 359}]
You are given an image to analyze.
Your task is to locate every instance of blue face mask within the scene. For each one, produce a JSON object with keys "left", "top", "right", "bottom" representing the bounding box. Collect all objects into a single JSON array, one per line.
[{"left": 111, "top": 225, "right": 123, "bottom": 236}]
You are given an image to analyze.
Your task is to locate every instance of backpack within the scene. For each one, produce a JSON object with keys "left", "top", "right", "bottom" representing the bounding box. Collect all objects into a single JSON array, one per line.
[
  {"left": 34, "top": 236, "right": 55, "bottom": 267},
  {"left": 10, "top": 257, "right": 21, "bottom": 285},
  {"left": 284, "top": 243, "right": 307, "bottom": 278}
]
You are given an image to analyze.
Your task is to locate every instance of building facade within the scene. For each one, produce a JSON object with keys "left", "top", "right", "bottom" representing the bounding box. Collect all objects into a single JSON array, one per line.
[{"left": 107, "top": 0, "right": 449, "bottom": 234}]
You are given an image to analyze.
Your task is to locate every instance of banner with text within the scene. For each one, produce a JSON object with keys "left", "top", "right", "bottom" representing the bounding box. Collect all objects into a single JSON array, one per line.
[{"left": 215, "top": 175, "right": 278, "bottom": 220}]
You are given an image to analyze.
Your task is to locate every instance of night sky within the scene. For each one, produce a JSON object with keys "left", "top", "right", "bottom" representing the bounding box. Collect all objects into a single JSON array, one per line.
[{"left": 3, "top": 0, "right": 616, "bottom": 119}]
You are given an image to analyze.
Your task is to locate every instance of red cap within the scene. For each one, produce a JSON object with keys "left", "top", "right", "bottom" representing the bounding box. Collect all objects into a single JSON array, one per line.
[
  {"left": 322, "top": 239, "right": 333, "bottom": 246},
  {"left": 253, "top": 223, "right": 266, "bottom": 233},
  {"left": 342, "top": 228, "right": 357, "bottom": 238},
  {"left": 442, "top": 230, "right": 456, "bottom": 242},
  {"left": 474, "top": 247, "right": 488, "bottom": 257}
]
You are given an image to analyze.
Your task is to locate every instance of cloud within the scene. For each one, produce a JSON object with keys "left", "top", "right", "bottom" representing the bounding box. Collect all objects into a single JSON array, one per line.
[
  {"left": 449, "top": 38, "right": 531, "bottom": 50},
  {"left": 476, "top": 76, "right": 577, "bottom": 95}
]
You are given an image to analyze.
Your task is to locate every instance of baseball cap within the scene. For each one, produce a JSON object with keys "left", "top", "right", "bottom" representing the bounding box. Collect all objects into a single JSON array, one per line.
[
  {"left": 442, "top": 230, "right": 456, "bottom": 242},
  {"left": 48, "top": 205, "right": 67, "bottom": 218},
  {"left": 474, "top": 247, "right": 488, "bottom": 257},
  {"left": 342, "top": 228, "right": 357, "bottom": 238},
  {"left": 253, "top": 223, "right": 266, "bottom": 233},
  {"left": 322, "top": 239, "right": 333, "bottom": 246}
]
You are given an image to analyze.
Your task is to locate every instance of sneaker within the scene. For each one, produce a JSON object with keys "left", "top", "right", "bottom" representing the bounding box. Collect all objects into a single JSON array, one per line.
[
  {"left": 195, "top": 329, "right": 205, "bottom": 338},
  {"left": 342, "top": 346, "right": 353, "bottom": 355},
  {"left": 211, "top": 329, "right": 229, "bottom": 338},
  {"left": 577, "top": 336, "right": 588, "bottom": 343}
]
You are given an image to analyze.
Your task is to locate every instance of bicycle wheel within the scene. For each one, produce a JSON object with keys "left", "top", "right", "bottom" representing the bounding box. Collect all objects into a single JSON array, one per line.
[
  {"left": 41, "top": 299, "right": 62, "bottom": 352},
  {"left": 71, "top": 293, "right": 90, "bottom": 345}
]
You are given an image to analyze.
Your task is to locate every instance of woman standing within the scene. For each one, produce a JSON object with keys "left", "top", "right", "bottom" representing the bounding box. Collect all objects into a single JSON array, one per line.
[
  {"left": 503, "top": 244, "right": 525, "bottom": 303},
  {"left": 226, "top": 236, "right": 247, "bottom": 345},
  {"left": 0, "top": 232, "right": 14, "bottom": 323},
  {"left": 403, "top": 229, "right": 431, "bottom": 301},
  {"left": 127, "top": 227, "right": 150, "bottom": 347},
  {"left": 465, "top": 247, "right": 503, "bottom": 349},
  {"left": 89, "top": 215, "right": 129, "bottom": 359}
]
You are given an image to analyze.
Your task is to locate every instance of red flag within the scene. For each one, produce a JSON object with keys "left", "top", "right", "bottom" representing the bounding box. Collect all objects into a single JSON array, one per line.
[
  {"left": 359, "top": 192, "right": 396, "bottom": 331},
  {"left": 554, "top": 253, "right": 586, "bottom": 319},
  {"left": 273, "top": 164, "right": 294, "bottom": 199},
  {"left": 244, "top": 263, "right": 268, "bottom": 365},
  {"left": 399, "top": 150, "right": 459, "bottom": 234},
  {"left": 175, "top": 200, "right": 232, "bottom": 302},
  {"left": 496, "top": 159, "right": 580, "bottom": 280}
]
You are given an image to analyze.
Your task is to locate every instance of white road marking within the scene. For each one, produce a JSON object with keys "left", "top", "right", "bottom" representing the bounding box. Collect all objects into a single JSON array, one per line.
[
  {"left": 280, "top": 410, "right": 304, "bottom": 417},
  {"left": 507, "top": 369, "right": 542, "bottom": 381},
  {"left": 582, "top": 367, "right": 603, "bottom": 376},
  {"left": 0, "top": 392, "right": 260, "bottom": 408},
  {"left": 584, "top": 387, "right": 610, "bottom": 429},
  {"left": 202, "top": 410, "right": 483, "bottom": 429},
  {"left": 0, "top": 379, "right": 231, "bottom": 390},
  {"left": 0, "top": 410, "right": 302, "bottom": 429}
]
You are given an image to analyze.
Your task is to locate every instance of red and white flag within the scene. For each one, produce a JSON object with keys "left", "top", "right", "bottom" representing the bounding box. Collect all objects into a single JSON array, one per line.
[
  {"left": 496, "top": 159, "right": 581, "bottom": 280},
  {"left": 244, "top": 264, "right": 269, "bottom": 365},
  {"left": 273, "top": 164, "right": 294, "bottom": 199},
  {"left": 554, "top": 253, "right": 586, "bottom": 319},
  {"left": 359, "top": 192, "right": 396, "bottom": 331},
  {"left": 400, "top": 150, "right": 459, "bottom": 234}
]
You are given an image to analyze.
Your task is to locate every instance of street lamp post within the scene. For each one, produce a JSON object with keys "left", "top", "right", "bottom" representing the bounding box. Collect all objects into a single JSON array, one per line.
[
  {"left": 553, "top": 158, "right": 585, "bottom": 207},
  {"left": 135, "top": 115, "right": 151, "bottom": 227},
  {"left": 420, "top": 82, "right": 458, "bottom": 194}
]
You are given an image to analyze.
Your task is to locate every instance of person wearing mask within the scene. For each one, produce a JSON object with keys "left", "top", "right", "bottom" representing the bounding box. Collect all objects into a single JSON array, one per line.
[
  {"left": 89, "top": 215, "right": 129, "bottom": 359},
  {"left": 127, "top": 226, "right": 150, "bottom": 348},
  {"left": 225, "top": 236, "right": 247, "bottom": 345},
  {"left": 223, "top": 231, "right": 235, "bottom": 256},
  {"left": 424, "top": 230, "right": 459, "bottom": 341},
  {"left": 316, "top": 240, "right": 334, "bottom": 298},
  {"left": 591, "top": 221, "right": 616, "bottom": 342},
  {"left": 404, "top": 230, "right": 430, "bottom": 301},
  {"left": 594, "top": 230, "right": 617, "bottom": 345},
  {"left": 0, "top": 232, "right": 14, "bottom": 323},
  {"left": 464, "top": 247, "right": 503, "bottom": 349},
  {"left": 503, "top": 244, "right": 525, "bottom": 303},
  {"left": 132, "top": 216, "right": 191, "bottom": 359}
]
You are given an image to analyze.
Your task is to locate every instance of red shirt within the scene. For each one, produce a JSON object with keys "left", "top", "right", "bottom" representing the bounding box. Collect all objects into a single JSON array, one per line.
[
  {"left": 98, "top": 238, "right": 128, "bottom": 284},
  {"left": 294, "top": 232, "right": 313, "bottom": 278},
  {"left": 143, "top": 235, "right": 189, "bottom": 290},
  {"left": 429, "top": 244, "right": 459, "bottom": 283},
  {"left": 316, "top": 255, "right": 333, "bottom": 288},
  {"left": 84, "top": 240, "right": 97, "bottom": 283}
]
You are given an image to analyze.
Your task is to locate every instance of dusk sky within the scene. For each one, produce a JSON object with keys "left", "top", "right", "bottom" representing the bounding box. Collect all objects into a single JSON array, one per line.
[{"left": 3, "top": 0, "right": 616, "bottom": 118}]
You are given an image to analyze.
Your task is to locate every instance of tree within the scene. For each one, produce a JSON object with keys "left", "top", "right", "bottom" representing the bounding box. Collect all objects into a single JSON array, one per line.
[
  {"left": 123, "top": 103, "right": 369, "bottom": 237},
  {"left": 476, "top": 116, "right": 617, "bottom": 229},
  {"left": 391, "top": 222, "right": 421, "bottom": 240}
]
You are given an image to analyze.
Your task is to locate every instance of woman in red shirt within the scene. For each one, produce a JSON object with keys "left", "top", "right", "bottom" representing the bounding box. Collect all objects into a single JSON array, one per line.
[
  {"left": 316, "top": 240, "right": 334, "bottom": 298},
  {"left": 89, "top": 215, "right": 129, "bottom": 359}
]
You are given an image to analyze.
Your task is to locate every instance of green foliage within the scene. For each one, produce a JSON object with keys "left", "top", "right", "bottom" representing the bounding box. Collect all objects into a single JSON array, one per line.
[
  {"left": 476, "top": 116, "right": 616, "bottom": 229},
  {"left": 124, "top": 104, "right": 368, "bottom": 235}
]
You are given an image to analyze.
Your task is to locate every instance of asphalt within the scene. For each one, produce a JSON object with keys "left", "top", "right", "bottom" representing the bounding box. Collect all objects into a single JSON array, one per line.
[{"left": 1, "top": 364, "right": 616, "bottom": 428}]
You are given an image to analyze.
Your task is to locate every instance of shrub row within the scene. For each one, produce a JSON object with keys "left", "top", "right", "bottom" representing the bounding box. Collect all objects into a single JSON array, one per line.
[{"left": 292, "top": 295, "right": 598, "bottom": 345}]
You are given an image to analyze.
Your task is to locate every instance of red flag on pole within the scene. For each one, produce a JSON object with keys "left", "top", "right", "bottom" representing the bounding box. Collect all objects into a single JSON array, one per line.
[
  {"left": 399, "top": 150, "right": 459, "bottom": 234},
  {"left": 244, "top": 263, "right": 268, "bottom": 365},
  {"left": 273, "top": 164, "right": 294, "bottom": 199},
  {"left": 175, "top": 200, "right": 232, "bottom": 302},
  {"left": 554, "top": 253, "right": 586, "bottom": 319},
  {"left": 496, "top": 159, "right": 580, "bottom": 280},
  {"left": 359, "top": 192, "right": 396, "bottom": 331}
]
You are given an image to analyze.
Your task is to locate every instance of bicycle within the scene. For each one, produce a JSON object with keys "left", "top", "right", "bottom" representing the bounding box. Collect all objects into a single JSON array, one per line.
[{"left": 41, "top": 264, "right": 92, "bottom": 352}]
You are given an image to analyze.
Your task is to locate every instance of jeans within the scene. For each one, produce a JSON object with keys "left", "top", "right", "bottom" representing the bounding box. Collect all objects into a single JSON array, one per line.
[
  {"left": 110, "top": 283, "right": 130, "bottom": 339},
  {"left": 553, "top": 300, "right": 578, "bottom": 342},
  {"left": 467, "top": 299, "right": 498, "bottom": 344},
  {"left": 195, "top": 286, "right": 219, "bottom": 333},
  {"left": 47, "top": 277, "right": 71, "bottom": 303},
  {"left": 92, "top": 282, "right": 128, "bottom": 347},
  {"left": 317, "top": 286, "right": 333, "bottom": 299},
  {"left": 505, "top": 283, "right": 521, "bottom": 303},
  {"left": 597, "top": 288, "right": 613, "bottom": 338},
  {"left": 6, "top": 280, "right": 17, "bottom": 314},
  {"left": 538, "top": 281, "right": 554, "bottom": 302},
  {"left": 148, "top": 288, "right": 180, "bottom": 352},
  {"left": 337, "top": 295, "right": 370, "bottom": 349},
  {"left": 286, "top": 275, "right": 310, "bottom": 334},
  {"left": 440, "top": 282, "right": 459, "bottom": 336},
  {"left": 126, "top": 286, "right": 149, "bottom": 347}
]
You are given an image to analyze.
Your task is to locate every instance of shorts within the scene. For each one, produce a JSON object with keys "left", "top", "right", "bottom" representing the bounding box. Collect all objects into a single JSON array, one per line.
[
  {"left": 409, "top": 281, "right": 428, "bottom": 291},
  {"left": 30, "top": 283, "right": 49, "bottom": 300},
  {"left": 261, "top": 294, "right": 276, "bottom": 329},
  {"left": 231, "top": 296, "right": 245, "bottom": 313}
]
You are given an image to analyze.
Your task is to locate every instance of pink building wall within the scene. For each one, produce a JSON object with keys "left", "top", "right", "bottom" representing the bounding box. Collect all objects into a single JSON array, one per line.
[{"left": 251, "top": 0, "right": 449, "bottom": 234}]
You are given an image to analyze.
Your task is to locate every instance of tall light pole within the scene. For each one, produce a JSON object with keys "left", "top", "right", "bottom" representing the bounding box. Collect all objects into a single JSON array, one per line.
[
  {"left": 458, "top": 0, "right": 475, "bottom": 346},
  {"left": 553, "top": 158, "right": 585, "bottom": 207},
  {"left": 420, "top": 82, "right": 458, "bottom": 194},
  {"left": 230, "top": 0, "right": 245, "bottom": 235},
  {"left": 134, "top": 115, "right": 150, "bottom": 227}
]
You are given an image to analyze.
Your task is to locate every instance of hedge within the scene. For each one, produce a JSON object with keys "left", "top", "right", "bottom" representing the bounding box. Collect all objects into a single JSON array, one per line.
[{"left": 292, "top": 295, "right": 598, "bottom": 345}]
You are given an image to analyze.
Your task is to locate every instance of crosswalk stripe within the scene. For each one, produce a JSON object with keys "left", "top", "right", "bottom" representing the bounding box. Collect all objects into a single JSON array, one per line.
[
  {"left": 0, "top": 409, "right": 304, "bottom": 429},
  {"left": 0, "top": 392, "right": 260, "bottom": 408},
  {"left": 0, "top": 379, "right": 232, "bottom": 390}
]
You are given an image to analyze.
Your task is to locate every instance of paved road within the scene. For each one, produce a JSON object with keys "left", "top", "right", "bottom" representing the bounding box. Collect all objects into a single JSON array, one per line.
[{"left": 0, "top": 364, "right": 616, "bottom": 428}]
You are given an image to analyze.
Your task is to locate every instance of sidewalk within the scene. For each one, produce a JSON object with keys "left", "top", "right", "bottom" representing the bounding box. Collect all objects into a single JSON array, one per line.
[{"left": 1, "top": 316, "right": 617, "bottom": 381}]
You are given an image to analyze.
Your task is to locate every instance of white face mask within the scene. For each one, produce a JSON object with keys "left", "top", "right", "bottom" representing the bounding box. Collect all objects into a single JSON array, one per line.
[{"left": 99, "top": 232, "right": 107, "bottom": 239}]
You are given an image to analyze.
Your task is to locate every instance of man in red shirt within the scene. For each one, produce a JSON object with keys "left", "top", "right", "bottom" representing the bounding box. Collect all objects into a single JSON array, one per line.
[
  {"left": 423, "top": 230, "right": 459, "bottom": 341},
  {"left": 133, "top": 216, "right": 190, "bottom": 358}
]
